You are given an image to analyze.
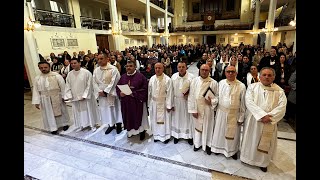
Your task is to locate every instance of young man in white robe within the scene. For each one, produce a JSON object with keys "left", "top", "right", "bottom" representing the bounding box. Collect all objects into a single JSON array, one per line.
[
  {"left": 148, "top": 63, "right": 173, "bottom": 143},
  {"left": 171, "top": 61, "right": 195, "bottom": 145},
  {"left": 64, "top": 58, "right": 100, "bottom": 132},
  {"left": 93, "top": 53, "right": 123, "bottom": 134},
  {"left": 210, "top": 66, "right": 246, "bottom": 159},
  {"left": 32, "top": 61, "right": 70, "bottom": 134},
  {"left": 240, "top": 67, "right": 287, "bottom": 172},
  {"left": 188, "top": 64, "right": 219, "bottom": 155}
]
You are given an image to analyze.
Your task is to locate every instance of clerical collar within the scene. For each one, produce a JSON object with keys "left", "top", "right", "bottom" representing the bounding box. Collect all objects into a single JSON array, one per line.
[
  {"left": 127, "top": 70, "right": 137, "bottom": 76},
  {"left": 179, "top": 73, "right": 186, "bottom": 77}
]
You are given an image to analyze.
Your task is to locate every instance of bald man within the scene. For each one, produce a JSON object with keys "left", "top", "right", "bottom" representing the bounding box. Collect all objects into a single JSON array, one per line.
[
  {"left": 148, "top": 63, "right": 173, "bottom": 143},
  {"left": 188, "top": 64, "right": 219, "bottom": 154}
]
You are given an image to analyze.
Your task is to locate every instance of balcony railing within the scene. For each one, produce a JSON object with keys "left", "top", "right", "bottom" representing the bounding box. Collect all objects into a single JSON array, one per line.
[
  {"left": 33, "top": 9, "right": 75, "bottom": 28},
  {"left": 80, "top": 16, "right": 111, "bottom": 30},
  {"left": 150, "top": 0, "right": 165, "bottom": 9},
  {"left": 121, "top": 23, "right": 146, "bottom": 32},
  {"left": 171, "top": 25, "right": 214, "bottom": 32},
  {"left": 274, "top": 15, "right": 295, "bottom": 27},
  {"left": 215, "top": 22, "right": 253, "bottom": 30},
  {"left": 182, "top": 15, "right": 204, "bottom": 22}
]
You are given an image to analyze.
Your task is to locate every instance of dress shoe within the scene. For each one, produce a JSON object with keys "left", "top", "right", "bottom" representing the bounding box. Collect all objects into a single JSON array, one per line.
[
  {"left": 62, "top": 125, "right": 69, "bottom": 131},
  {"left": 51, "top": 131, "right": 58, "bottom": 135},
  {"left": 116, "top": 123, "right": 122, "bottom": 134},
  {"left": 164, "top": 139, "right": 170, "bottom": 144},
  {"left": 214, "top": 152, "right": 220, "bottom": 155},
  {"left": 105, "top": 125, "right": 115, "bottom": 134},
  {"left": 194, "top": 146, "right": 202, "bottom": 151},
  {"left": 206, "top": 146, "right": 212, "bottom": 155},
  {"left": 260, "top": 167, "right": 267, "bottom": 172},
  {"left": 139, "top": 130, "right": 146, "bottom": 141},
  {"left": 232, "top": 153, "right": 238, "bottom": 160},
  {"left": 174, "top": 138, "right": 179, "bottom": 144},
  {"left": 188, "top": 139, "right": 194, "bottom": 145},
  {"left": 154, "top": 139, "right": 160, "bottom": 142}
]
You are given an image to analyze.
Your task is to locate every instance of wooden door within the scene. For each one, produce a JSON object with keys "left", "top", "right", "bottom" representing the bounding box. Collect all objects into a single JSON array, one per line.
[{"left": 96, "top": 35, "right": 110, "bottom": 52}]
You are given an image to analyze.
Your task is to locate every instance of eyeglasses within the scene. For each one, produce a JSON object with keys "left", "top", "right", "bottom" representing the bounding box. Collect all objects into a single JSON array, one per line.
[{"left": 226, "top": 70, "right": 236, "bottom": 74}]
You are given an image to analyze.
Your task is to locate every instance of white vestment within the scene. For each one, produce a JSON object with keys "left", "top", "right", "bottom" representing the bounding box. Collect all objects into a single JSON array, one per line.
[
  {"left": 240, "top": 82, "right": 287, "bottom": 167},
  {"left": 171, "top": 72, "right": 195, "bottom": 139},
  {"left": 65, "top": 68, "right": 100, "bottom": 129},
  {"left": 211, "top": 79, "right": 246, "bottom": 157},
  {"left": 32, "top": 72, "right": 70, "bottom": 131},
  {"left": 148, "top": 73, "right": 173, "bottom": 142},
  {"left": 93, "top": 63, "right": 122, "bottom": 126},
  {"left": 188, "top": 76, "right": 219, "bottom": 151}
]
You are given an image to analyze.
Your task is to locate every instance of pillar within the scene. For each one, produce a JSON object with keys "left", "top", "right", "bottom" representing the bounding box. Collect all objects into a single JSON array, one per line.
[
  {"left": 109, "top": 0, "right": 121, "bottom": 51},
  {"left": 146, "top": 0, "right": 153, "bottom": 48},
  {"left": 240, "top": 0, "right": 253, "bottom": 23},
  {"left": 164, "top": 0, "right": 169, "bottom": 46},
  {"left": 265, "top": 0, "right": 277, "bottom": 51},
  {"left": 24, "top": 1, "right": 40, "bottom": 88},
  {"left": 252, "top": 0, "right": 261, "bottom": 45},
  {"left": 68, "top": 0, "right": 82, "bottom": 28},
  {"left": 292, "top": 12, "right": 296, "bottom": 53}
]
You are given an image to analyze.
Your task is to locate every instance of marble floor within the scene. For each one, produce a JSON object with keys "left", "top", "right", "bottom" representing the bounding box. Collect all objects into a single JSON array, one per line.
[{"left": 24, "top": 62, "right": 296, "bottom": 180}]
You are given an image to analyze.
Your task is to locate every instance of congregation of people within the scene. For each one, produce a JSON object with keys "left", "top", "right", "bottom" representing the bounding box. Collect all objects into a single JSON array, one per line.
[{"left": 32, "top": 42, "right": 296, "bottom": 173}]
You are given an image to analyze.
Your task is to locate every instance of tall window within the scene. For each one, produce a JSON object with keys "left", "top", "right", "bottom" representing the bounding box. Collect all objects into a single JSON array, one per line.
[
  {"left": 226, "top": 0, "right": 235, "bottom": 11},
  {"left": 134, "top": 18, "right": 140, "bottom": 24},
  {"left": 192, "top": 2, "right": 200, "bottom": 14}
]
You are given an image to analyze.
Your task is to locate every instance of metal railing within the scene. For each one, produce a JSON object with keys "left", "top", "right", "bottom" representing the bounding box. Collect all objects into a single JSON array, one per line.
[
  {"left": 215, "top": 22, "right": 253, "bottom": 30},
  {"left": 150, "top": 0, "right": 165, "bottom": 9},
  {"left": 121, "top": 23, "right": 146, "bottom": 32},
  {"left": 80, "top": 16, "right": 111, "bottom": 30},
  {"left": 33, "top": 9, "right": 75, "bottom": 28}
]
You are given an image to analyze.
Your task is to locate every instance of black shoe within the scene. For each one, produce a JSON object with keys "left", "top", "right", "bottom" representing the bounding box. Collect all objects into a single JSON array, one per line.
[
  {"left": 260, "top": 167, "right": 267, "bottom": 172},
  {"left": 154, "top": 139, "right": 160, "bottom": 142},
  {"left": 164, "top": 139, "right": 170, "bottom": 144},
  {"left": 232, "top": 153, "right": 238, "bottom": 160},
  {"left": 63, "top": 125, "right": 69, "bottom": 131},
  {"left": 116, "top": 123, "right": 122, "bottom": 134},
  {"left": 51, "top": 131, "right": 58, "bottom": 135},
  {"left": 194, "top": 146, "right": 201, "bottom": 151},
  {"left": 206, "top": 146, "right": 212, "bottom": 155},
  {"left": 139, "top": 130, "right": 146, "bottom": 141},
  {"left": 174, "top": 138, "right": 179, "bottom": 144},
  {"left": 188, "top": 139, "right": 194, "bottom": 145},
  {"left": 105, "top": 125, "right": 115, "bottom": 134},
  {"left": 214, "top": 152, "right": 220, "bottom": 155}
]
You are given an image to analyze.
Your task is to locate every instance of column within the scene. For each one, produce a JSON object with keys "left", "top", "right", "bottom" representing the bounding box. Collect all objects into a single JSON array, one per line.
[
  {"left": 265, "top": 0, "right": 277, "bottom": 51},
  {"left": 203, "top": 35, "right": 207, "bottom": 44},
  {"left": 146, "top": 0, "right": 153, "bottom": 48},
  {"left": 252, "top": 0, "right": 261, "bottom": 45},
  {"left": 109, "top": 0, "right": 121, "bottom": 51},
  {"left": 240, "top": 0, "right": 253, "bottom": 23},
  {"left": 292, "top": 12, "right": 296, "bottom": 53},
  {"left": 24, "top": 1, "right": 40, "bottom": 87},
  {"left": 164, "top": 0, "right": 169, "bottom": 46},
  {"left": 68, "top": 0, "right": 82, "bottom": 28}
]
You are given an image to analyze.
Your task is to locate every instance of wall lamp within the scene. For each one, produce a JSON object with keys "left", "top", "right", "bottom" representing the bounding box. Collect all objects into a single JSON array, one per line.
[{"left": 24, "top": 19, "right": 41, "bottom": 31}]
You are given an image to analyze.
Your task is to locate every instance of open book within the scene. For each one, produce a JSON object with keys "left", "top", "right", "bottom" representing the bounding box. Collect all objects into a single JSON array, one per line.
[{"left": 203, "top": 87, "right": 215, "bottom": 101}]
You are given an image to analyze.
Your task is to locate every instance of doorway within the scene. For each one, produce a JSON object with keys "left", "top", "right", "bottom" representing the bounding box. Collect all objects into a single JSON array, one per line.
[
  {"left": 96, "top": 34, "right": 109, "bottom": 52},
  {"left": 207, "top": 35, "right": 216, "bottom": 45}
]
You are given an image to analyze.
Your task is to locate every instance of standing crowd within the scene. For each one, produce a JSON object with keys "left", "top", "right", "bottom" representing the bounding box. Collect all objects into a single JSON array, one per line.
[{"left": 32, "top": 42, "right": 296, "bottom": 172}]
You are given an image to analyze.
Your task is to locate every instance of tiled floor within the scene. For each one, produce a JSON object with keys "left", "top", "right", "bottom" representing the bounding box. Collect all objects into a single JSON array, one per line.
[{"left": 24, "top": 63, "right": 296, "bottom": 180}]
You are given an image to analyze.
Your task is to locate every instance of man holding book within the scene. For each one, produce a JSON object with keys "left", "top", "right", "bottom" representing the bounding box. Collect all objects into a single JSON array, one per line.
[{"left": 188, "top": 64, "right": 219, "bottom": 154}]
